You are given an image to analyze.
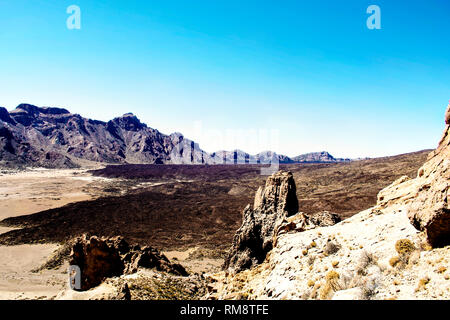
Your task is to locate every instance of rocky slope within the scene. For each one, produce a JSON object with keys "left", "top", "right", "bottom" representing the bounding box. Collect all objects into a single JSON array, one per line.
[
  {"left": 211, "top": 102, "right": 450, "bottom": 300},
  {"left": 0, "top": 103, "right": 350, "bottom": 168},
  {"left": 0, "top": 104, "right": 210, "bottom": 168}
]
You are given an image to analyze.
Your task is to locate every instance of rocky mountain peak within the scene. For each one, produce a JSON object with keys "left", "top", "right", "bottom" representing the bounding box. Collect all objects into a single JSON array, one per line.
[
  {"left": 0, "top": 107, "right": 16, "bottom": 125},
  {"left": 15, "top": 104, "right": 70, "bottom": 115},
  {"left": 223, "top": 170, "right": 299, "bottom": 273},
  {"left": 111, "top": 113, "right": 146, "bottom": 131}
]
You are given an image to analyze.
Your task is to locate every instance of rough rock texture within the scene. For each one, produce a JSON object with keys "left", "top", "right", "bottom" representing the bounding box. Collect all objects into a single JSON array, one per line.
[
  {"left": 69, "top": 235, "right": 187, "bottom": 290},
  {"left": 211, "top": 101, "right": 450, "bottom": 300},
  {"left": 407, "top": 103, "right": 450, "bottom": 247},
  {"left": 57, "top": 269, "right": 209, "bottom": 300},
  {"left": 223, "top": 171, "right": 299, "bottom": 273},
  {"left": 275, "top": 211, "right": 341, "bottom": 241},
  {"left": 253, "top": 171, "right": 299, "bottom": 215},
  {"left": 0, "top": 104, "right": 212, "bottom": 168},
  {"left": 212, "top": 206, "right": 450, "bottom": 300},
  {"left": 378, "top": 102, "right": 450, "bottom": 247}
]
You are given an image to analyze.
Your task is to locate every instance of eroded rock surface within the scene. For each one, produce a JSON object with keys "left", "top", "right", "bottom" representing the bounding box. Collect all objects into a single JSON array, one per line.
[
  {"left": 69, "top": 235, "right": 187, "bottom": 290},
  {"left": 377, "top": 102, "right": 450, "bottom": 247},
  {"left": 275, "top": 211, "right": 341, "bottom": 241},
  {"left": 223, "top": 171, "right": 299, "bottom": 273}
]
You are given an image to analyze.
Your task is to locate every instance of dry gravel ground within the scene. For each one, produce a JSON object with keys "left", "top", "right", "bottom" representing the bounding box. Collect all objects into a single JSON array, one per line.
[{"left": 211, "top": 204, "right": 450, "bottom": 300}]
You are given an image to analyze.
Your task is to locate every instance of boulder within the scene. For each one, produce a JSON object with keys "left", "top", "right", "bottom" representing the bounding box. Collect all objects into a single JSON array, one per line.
[
  {"left": 69, "top": 236, "right": 125, "bottom": 291},
  {"left": 223, "top": 171, "right": 299, "bottom": 273},
  {"left": 69, "top": 235, "right": 188, "bottom": 290}
]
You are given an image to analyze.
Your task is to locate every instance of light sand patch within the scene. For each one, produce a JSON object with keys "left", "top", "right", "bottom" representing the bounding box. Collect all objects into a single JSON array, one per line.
[
  {"left": 0, "top": 226, "right": 17, "bottom": 235},
  {"left": 164, "top": 247, "right": 223, "bottom": 274},
  {"left": 0, "top": 244, "right": 67, "bottom": 300},
  {"left": 0, "top": 167, "right": 115, "bottom": 300},
  {"left": 0, "top": 168, "right": 111, "bottom": 220}
]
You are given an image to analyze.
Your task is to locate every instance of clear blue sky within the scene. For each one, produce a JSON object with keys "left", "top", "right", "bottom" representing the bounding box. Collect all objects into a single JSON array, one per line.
[{"left": 0, "top": 0, "right": 449, "bottom": 158}]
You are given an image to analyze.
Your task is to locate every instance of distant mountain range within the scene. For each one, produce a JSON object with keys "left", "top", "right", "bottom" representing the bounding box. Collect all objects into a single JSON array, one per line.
[{"left": 0, "top": 104, "right": 351, "bottom": 168}]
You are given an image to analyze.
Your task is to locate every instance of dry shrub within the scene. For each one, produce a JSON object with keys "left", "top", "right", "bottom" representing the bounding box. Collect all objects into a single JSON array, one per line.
[
  {"left": 360, "top": 278, "right": 377, "bottom": 300},
  {"left": 356, "top": 250, "right": 377, "bottom": 276},
  {"left": 319, "top": 271, "right": 354, "bottom": 300},
  {"left": 393, "top": 239, "right": 419, "bottom": 267},
  {"left": 389, "top": 256, "right": 401, "bottom": 268},
  {"left": 437, "top": 266, "right": 447, "bottom": 274},
  {"left": 324, "top": 240, "right": 340, "bottom": 256},
  {"left": 395, "top": 239, "right": 415, "bottom": 255}
]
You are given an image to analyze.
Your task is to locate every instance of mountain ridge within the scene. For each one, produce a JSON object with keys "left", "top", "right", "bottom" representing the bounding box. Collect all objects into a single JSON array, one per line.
[{"left": 0, "top": 103, "right": 351, "bottom": 168}]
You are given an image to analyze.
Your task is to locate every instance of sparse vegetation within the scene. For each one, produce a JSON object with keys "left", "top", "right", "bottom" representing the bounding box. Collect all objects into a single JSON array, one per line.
[
  {"left": 389, "top": 256, "right": 401, "bottom": 268},
  {"left": 415, "top": 277, "right": 430, "bottom": 292},
  {"left": 356, "top": 251, "right": 377, "bottom": 276},
  {"left": 361, "top": 278, "right": 377, "bottom": 300},
  {"left": 324, "top": 240, "right": 340, "bottom": 256},
  {"left": 319, "top": 271, "right": 340, "bottom": 300},
  {"left": 395, "top": 239, "right": 415, "bottom": 256}
]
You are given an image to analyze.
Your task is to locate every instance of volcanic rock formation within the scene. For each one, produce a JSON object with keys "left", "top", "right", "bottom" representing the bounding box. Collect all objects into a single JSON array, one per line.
[
  {"left": 223, "top": 171, "right": 299, "bottom": 273},
  {"left": 223, "top": 171, "right": 344, "bottom": 274},
  {"left": 69, "top": 235, "right": 188, "bottom": 290},
  {"left": 406, "top": 102, "right": 450, "bottom": 247},
  {"left": 377, "top": 101, "right": 450, "bottom": 247}
]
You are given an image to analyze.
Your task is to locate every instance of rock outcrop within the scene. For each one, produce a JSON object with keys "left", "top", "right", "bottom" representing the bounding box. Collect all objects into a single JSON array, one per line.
[
  {"left": 275, "top": 211, "right": 341, "bottom": 241},
  {"left": 406, "top": 102, "right": 450, "bottom": 247},
  {"left": 223, "top": 171, "right": 299, "bottom": 273},
  {"left": 377, "top": 102, "right": 450, "bottom": 247},
  {"left": 213, "top": 102, "right": 450, "bottom": 300},
  {"left": 223, "top": 171, "right": 343, "bottom": 274},
  {"left": 69, "top": 235, "right": 187, "bottom": 290}
]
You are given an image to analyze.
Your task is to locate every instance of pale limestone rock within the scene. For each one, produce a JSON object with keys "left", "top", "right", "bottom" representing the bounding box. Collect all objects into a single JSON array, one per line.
[{"left": 376, "top": 102, "right": 450, "bottom": 247}]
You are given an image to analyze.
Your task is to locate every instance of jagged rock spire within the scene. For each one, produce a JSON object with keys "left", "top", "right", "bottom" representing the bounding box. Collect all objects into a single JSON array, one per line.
[{"left": 223, "top": 171, "right": 299, "bottom": 273}]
